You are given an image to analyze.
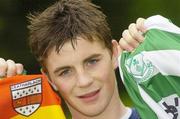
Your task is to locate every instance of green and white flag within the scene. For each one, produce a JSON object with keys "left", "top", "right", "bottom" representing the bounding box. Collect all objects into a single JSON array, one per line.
[{"left": 119, "top": 15, "right": 180, "bottom": 119}]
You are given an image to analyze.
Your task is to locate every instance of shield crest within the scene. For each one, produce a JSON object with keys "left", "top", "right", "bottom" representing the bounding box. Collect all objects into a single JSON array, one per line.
[
  {"left": 10, "top": 77, "right": 42, "bottom": 117},
  {"left": 125, "top": 53, "right": 155, "bottom": 83}
]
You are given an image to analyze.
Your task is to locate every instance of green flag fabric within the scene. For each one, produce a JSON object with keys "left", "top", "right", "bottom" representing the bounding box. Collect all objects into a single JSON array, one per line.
[{"left": 119, "top": 15, "right": 180, "bottom": 119}]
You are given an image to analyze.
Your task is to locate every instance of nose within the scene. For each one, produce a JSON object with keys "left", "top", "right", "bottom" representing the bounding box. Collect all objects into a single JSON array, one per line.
[{"left": 76, "top": 70, "right": 93, "bottom": 88}]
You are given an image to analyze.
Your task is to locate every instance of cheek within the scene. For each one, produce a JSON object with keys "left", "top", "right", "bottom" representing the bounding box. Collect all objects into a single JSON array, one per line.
[
  {"left": 54, "top": 80, "right": 74, "bottom": 96},
  {"left": 98, "top": 66, "right": 116, "bottom": 92},
  {"left": 98, "top": 64, "right": 114, "bottom": 82},
  {"left": 57, "top": 82, "right": 68, "bottom": 92},
  {"left": 100, "top": 72, "right": 110, "bottom": 81}
]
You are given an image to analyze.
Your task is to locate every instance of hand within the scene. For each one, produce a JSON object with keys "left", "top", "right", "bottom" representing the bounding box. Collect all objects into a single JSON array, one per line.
[
  {"left": 0, "top": 58, "right": 24, "bottom": 79},
  {"left": 119, "top": 18, "right": 146, "bottom": 52}
]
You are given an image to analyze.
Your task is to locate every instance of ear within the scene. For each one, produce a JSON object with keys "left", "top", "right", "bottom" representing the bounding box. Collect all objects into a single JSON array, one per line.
[
  {"left": 111, "top": 39, "right": 122, "bottom": 69},
  {"left": 41, "top": 68, "right": 58, "bottom": 91}
]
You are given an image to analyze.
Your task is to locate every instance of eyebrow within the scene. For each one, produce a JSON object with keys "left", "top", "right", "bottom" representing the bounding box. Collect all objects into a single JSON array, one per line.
[
  {"left": 53, "top": 54, "right": 102, "bottom": 74},
  {"left": 83, "top": 54, "right": 102, "bottom": 63},
  {"left": 54, "top": 66, "right": 70, "bottom": 74}
]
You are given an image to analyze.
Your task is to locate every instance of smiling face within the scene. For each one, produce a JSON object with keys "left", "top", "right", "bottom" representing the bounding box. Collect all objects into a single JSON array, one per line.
[{"left": 44, "top": 37, "right": 119, "bottom": 117}]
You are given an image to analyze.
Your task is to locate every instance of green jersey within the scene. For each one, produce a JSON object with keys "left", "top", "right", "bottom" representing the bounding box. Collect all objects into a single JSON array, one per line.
[{"left": 119, "top": 15, "right": 180, "bottom": 119}]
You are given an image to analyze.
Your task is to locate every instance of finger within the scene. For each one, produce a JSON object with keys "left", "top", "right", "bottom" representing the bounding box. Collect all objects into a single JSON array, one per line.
[
  {"left": 15, "top": 63, "right": 24, "bottom": 75},
  {"left": 128, "top": 23, "right": 144, "bottom": 42},
  {"left": 119, "top": 38, "right": 134, "bottom": 52},
  {"left": 6, "top": 59, "right": 17, "bottom": 77},
  {"left": 0, "top": 58, "right": 8, "bottom": 78},
  {"left": 136, "top": 18, "right": 147, "bottom": 33},
  {"left": 122, "top": 29, "right": 140, "bottom": 48}
]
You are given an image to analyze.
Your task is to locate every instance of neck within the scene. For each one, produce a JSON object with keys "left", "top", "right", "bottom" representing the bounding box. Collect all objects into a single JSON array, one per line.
[{"left": 71, "top": 86, "right": 127, "bottom": 119}]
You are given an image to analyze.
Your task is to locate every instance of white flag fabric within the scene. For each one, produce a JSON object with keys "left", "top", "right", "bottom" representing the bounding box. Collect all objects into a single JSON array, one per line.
[{"left": 119, "top": 15, "right": 180, "bottom": 119}]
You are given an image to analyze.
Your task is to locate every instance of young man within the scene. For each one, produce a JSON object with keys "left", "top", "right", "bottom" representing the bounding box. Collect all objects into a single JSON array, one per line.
[{"left": 0, "top": 0, "right": 145, "bottom": 118}]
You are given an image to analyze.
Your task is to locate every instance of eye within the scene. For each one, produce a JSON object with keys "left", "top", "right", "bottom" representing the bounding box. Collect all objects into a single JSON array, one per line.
[
  {"left": 87, "top": 58, "right": 99, "bottom": 66},
  {"left": 59, "top": 69, "right": 72, "bottom": 77}
]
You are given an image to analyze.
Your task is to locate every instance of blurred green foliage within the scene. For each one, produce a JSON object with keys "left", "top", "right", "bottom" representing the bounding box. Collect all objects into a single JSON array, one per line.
[{"left": 0, "top": 0, "right": 180, "bottom": 118}]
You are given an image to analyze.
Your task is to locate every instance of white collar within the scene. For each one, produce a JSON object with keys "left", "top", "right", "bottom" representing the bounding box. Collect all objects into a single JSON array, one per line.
[{"left": 120, "top": 107, "right": 132, "bottom": 119}]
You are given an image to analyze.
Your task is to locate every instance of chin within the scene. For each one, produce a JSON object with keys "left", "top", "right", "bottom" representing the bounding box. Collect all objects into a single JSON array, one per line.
[
  {"left": 79, "top": 107, "right": 105, "bottom": 117},
  {"left": 76, "top": 100, "right": 108, "bottom": 117}
]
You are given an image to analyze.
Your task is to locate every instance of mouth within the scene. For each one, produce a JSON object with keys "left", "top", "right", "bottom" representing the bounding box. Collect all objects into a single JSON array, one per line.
[{"left": 78, "top": 89, "right": 100, "bottom": 103}]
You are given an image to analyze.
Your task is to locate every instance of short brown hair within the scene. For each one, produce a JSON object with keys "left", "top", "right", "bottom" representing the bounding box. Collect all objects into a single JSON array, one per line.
[{"left": 28, "top": 0, "right": 112, "bottom": 64}]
